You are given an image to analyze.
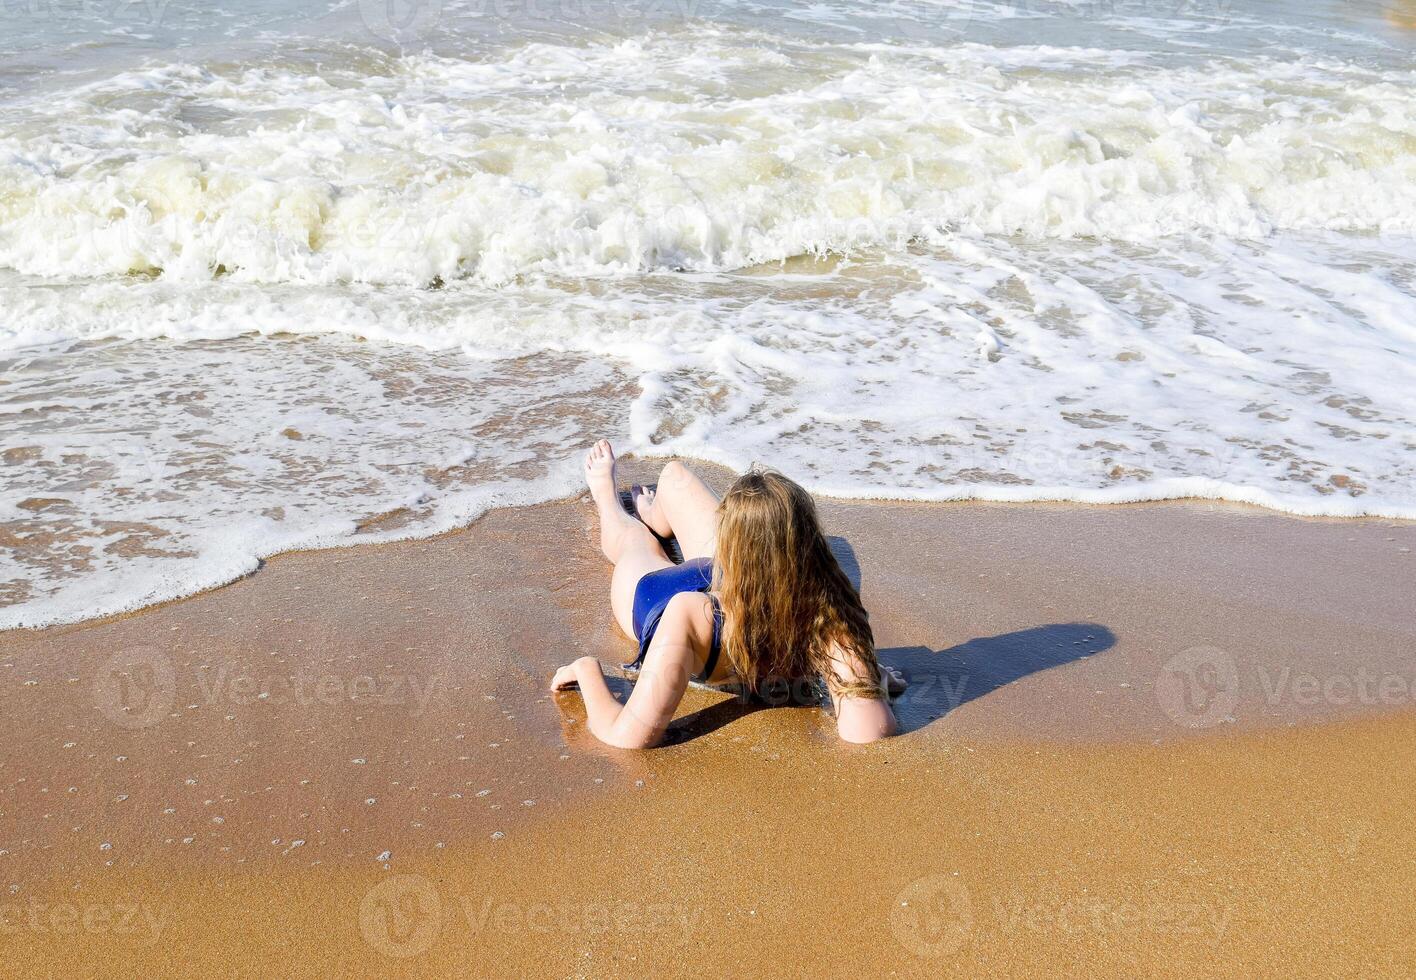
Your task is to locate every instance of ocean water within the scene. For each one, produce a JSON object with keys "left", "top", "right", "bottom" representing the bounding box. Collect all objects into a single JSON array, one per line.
[{"left": 3, "top": 0, "right": 1416, "bottom": 627}]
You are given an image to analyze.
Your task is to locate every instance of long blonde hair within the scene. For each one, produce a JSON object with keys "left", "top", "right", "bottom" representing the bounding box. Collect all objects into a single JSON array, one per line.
[{"left": 712, "top": 468, "right": 884, "bottom": 701}]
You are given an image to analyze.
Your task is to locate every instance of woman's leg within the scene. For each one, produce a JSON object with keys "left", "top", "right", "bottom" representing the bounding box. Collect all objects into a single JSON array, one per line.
[
  {"left": 584, "top": 440, "right": 673, "bottom": 637},
  {"left": 633, "top": 459, "right": 721, "bottom": 561}
]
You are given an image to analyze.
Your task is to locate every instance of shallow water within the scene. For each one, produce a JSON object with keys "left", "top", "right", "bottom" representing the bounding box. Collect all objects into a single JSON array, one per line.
[{"left": 3, "top": 0, "right": 1416, "bottom": 626}]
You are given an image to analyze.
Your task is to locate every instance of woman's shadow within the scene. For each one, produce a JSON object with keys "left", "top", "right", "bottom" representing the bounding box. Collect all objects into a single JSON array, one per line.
[
  {"left": 881, "top": 623, "right": 1117, "bottom": 733},
  {"left": 663, "top": 537, "right": 1117, "bottom": 741},
  {"left": 663, "top": 622, "right": 1117, "bottom": 741}
]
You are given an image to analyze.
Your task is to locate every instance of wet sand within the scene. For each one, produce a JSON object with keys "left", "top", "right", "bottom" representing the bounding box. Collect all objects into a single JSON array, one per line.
[{"left": 2, "top": 464, "right": 1414, "bottom": 976}]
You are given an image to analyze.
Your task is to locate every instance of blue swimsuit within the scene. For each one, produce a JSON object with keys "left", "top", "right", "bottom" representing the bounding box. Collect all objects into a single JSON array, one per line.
[{"left": 625, "top": 557, "right": 724, "bottom": 682}]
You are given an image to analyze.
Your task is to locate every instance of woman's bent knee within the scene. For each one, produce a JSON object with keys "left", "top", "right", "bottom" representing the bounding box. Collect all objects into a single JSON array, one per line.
[{"left": 659, "top": 459, "right": 689, "bottom": 487}]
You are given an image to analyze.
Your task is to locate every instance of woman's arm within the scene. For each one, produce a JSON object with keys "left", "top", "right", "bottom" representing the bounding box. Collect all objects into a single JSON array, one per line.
[
  {"left": 551, "top": 593, "right": 702, "bottom": 749},
  {"left": 828, "top": 645, "right": 899, "bottom": 744}
]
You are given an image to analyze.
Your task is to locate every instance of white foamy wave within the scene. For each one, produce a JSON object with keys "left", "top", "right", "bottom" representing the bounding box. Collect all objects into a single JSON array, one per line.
[
  {"left": 3, "top": 35, "right": 1416, "bottom": 287},
  {"left": 5, "top": 21, "right": 1416, "bottom": 630},
  {"left": 5, "top": 224, "right": 1416, "bottom": 628},
  {"left": 0, "top": 335, "right": 636, "bottom": 628}
]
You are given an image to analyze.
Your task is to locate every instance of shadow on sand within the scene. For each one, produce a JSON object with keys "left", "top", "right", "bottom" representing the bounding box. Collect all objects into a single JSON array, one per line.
[
  {"left": 661, "top": 623, "right": 1118, "bottom": 743},
  {"left": 591, "top": 530, "right": 1115, "bottom": 742},
  {"left": 881, "top": 623, "right": 1118, "bottom": 733}
]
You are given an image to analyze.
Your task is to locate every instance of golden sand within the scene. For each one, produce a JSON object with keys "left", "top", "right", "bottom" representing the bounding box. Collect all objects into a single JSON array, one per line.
[{"left": 2, "top": 473, "right": 1414, "bottom": 975}]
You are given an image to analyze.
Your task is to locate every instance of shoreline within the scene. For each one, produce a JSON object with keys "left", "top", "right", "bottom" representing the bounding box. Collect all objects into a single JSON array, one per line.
[
  {"left": 3, "top": 476, "right": 1414, "bottom": 973},
  {"left": 9, "top": 453, "right": 1413, "bottom": 636},
  {"left": 8, "top": 466, "right": 1416, "bottom": 742}
]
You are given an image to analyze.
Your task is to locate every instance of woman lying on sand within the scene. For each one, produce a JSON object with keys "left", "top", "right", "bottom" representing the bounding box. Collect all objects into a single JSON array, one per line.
[{"left": 551, "top": 440, "right": 903, "bottom": 748}]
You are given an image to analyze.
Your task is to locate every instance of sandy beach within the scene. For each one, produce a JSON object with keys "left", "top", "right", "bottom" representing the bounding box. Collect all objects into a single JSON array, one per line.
[
  {"left": 3, "top": 460, "right": 1414, "bottom": 976},
  {"left": 7, "top": 1, "right": 1416, "bottom": 975}
]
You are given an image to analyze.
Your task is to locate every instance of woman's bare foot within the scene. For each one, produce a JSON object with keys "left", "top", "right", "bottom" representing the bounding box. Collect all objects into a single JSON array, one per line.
[
  {"left": 584, "top": 439, "right": 619, "bottom": 506},
  {"left": 631, "top": 484, "right": 673, "bottom": 539},
  {"left": 584, "top": 439, "right": 642, "bottom": 560}
]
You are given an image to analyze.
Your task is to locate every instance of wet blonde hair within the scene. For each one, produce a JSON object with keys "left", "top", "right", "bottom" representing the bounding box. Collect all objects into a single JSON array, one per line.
[{"left": 711, "top": 468, "right": 884, "bottom": 701}]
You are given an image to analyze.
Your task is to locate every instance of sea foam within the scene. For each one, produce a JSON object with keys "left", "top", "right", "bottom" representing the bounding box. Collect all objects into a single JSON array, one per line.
[
  {"left": 2, "top": 25, "right": 1416, "bottom": 628},
  {"left": 3, "top": 39, "right": 1416, "bottom": 287}
]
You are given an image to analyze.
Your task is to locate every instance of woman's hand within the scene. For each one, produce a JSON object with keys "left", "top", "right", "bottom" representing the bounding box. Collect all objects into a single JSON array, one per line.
[
  {"left": 549, "top": 598, "right": 701, "bottom": 749},
  {"left": 880, "top": 664, "right": 907, "bottom": 696},
  {"left": 550, "top": 656, "right": 600, "bottom": 691}
]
